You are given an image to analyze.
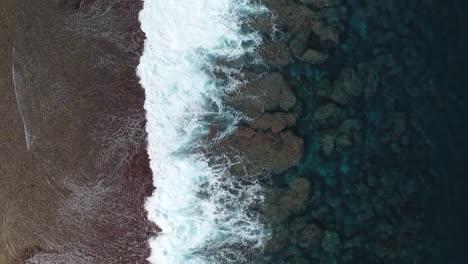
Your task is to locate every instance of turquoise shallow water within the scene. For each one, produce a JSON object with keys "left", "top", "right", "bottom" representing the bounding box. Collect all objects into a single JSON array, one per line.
[{"left": 260, "top": 0, "right": 468, "bottom": 263}]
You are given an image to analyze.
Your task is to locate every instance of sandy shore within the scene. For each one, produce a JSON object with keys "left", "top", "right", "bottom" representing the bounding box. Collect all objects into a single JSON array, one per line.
[{"left": 0, "top": 1, "right": 155, "bottom": 263}]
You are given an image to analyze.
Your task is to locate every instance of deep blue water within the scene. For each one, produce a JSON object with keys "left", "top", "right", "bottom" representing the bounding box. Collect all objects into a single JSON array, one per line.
[{"left": 262, "top": 0, "right": 468, "bottom": 263}]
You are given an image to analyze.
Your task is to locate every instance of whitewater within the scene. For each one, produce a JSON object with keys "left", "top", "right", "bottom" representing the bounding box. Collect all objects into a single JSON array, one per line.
[{"left": 137, "top": 0, "right": 269, "bottom": 263}]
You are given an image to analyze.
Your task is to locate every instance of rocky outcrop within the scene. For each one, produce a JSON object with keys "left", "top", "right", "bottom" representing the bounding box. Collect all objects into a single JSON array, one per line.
[
  {"left": 217, "top": 128, "right": 303, "bottom": 177},
  {"left": 257, "top": 42, "right": 294, "bottom": 67},
  {"left": 227, "top": 73, "right": 297, "bottom": 118},
  {"left": 259, "top": 0, "right": 343, "bottom": 67},
  {"left": 220, "top": 70, "right": 303, "bottom": 178},
  {"left": 247, "top": 112, "right": 297, "bottom": 133},
  {"left": 216, "top": 2, "right": 348, "bottom": 260}
]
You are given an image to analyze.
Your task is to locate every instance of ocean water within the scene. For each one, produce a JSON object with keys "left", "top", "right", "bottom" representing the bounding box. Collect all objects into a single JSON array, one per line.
[
  {"left": 136, "top": 0, "right": 468, "bottom": 263},
  {"left": 259, "top": 0, "right": 468, "bottom": 263},
  {"left": 137, "top": 1, "right": 269, "bottom": 263},
  {"left": 4, "top": 0, "right": 467, "bottom": 263}
]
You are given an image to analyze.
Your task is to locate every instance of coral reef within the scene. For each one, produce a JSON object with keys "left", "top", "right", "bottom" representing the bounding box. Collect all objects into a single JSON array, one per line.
[{"left": 248, "top": 0, "right": 468, "bottom": 263}]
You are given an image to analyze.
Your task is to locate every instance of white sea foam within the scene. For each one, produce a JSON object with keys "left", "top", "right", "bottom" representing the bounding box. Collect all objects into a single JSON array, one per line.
[{"left": 137, "top": 0, "right": 269, "bottom": 263}]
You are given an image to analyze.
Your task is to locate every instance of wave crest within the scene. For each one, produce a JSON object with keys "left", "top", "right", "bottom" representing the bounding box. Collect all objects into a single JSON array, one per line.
[{"left": 137, "top": 0, "right": 269, "bottom": 263}]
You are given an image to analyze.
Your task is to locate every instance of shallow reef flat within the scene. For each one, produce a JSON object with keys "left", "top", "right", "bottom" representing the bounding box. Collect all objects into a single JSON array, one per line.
[{"left": 0, "top": 1, "right": 155, "bottom": 263}]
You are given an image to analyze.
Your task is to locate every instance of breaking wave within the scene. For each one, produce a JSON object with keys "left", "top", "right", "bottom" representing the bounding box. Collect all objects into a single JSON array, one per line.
[{"left": 137, "top": 0, "right": 269, "bottom": 263}]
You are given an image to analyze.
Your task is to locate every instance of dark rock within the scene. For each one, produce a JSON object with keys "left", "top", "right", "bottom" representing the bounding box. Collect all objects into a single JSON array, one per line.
[
  {"left": 300, "top": 0, "right": 340, "bottom": 9},
  {"left": 297, "top": 223, "right": 323, "bottom": 248},
  {"left": 264, "top": 229, "right": 290, "bottom": 253},
  {"left": 218, "top": 128, "right": 303, "bottom": 176},
  {"left": 278, "top": 178, "right": 311, "bottom": 210},
  {"left": 264, "top": 204, "right": 290, "bottom": 226},
  {"left": 300, "top": 48, "right": 329, "bottom": 64},
  {"left": 289, "top": 32, "right": 309, "bottom": 59},
  {"left": 343, "top": 236, "right": 364, "bottom": 250},
  {"left": 329, "top": 68, "right": 363, "bottom": 105},
  {"left": 247, "top": 112, "right": 298, "bottom": 133},
  {"left": 320, "top": 132, "right": 336, "bottom": 156},
  {"left": 374, "top": 219, "right": 394, "bottom": 241},
  {"left": 310, "top": 20, "right": 341, "bottom": 48},
  {"left": 263, "top": 179, "right": 311, "bottom": 230},
  {"left": 264, "top": 0, "right": 341, "bottom": 48},
  {"left": 314, "top": 103, "right": 338, "bottom": 121},
  {"left": 258, "top": 42, "right": 294, "bottom": 66},
  {"left": 335, "top": 118, "right": 363, "bottom": 149},
  {"left": 228, "top": 73, "right": 296, "bottom": 118},
  {"left": 273, "top": 3, "right": 316, "bottom": 33},
  {"left": 381, "top": 112, "right": 407, "bottom": 143},
  {"left": 315, "top": 78, "right": 333, "bottom": 98},
  {"left": 358, "top": 62, "right": 381, "bottom": 99}
]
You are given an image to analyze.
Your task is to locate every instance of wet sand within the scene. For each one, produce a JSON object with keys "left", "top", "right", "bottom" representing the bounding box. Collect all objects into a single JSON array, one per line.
[{"left": 0, "top": 1, "right": 155, "bottom": 263}]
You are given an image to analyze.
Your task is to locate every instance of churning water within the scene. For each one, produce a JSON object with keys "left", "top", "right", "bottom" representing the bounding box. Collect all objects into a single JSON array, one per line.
[{"left": 137, "top": 1, "right": 269, "bottom": 263}]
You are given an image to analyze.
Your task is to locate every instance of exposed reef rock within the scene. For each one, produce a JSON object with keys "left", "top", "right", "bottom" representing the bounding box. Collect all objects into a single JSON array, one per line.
[
  {"left": 221, "top": 69, "right": 304, "bottom": 179},
  {"left": 262, "top": 0, "right": 343, "bottom": 66},
  {"left": 257, "top": 42, "right": 294, "bottom": 67},
  {"left": 228, "top": 73, "right": 297, "bottom": 118},
  {"left": 217, "top": 40, "right": 310, "bottom": 180},
  {"left": 217, "top": 128, "right": 303, "bottom": 176},
  {"left": 247, "top": 112, "right": 297, "bottom": 133}
]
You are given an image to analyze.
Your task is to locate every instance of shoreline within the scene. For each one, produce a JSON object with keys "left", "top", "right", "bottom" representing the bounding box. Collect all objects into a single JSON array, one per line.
[
  {"left": 1, "top": 1, "right": 156, "bottom": 263},
  {"left": 2, "top": 0, "right": 468, "bottom": 263}
]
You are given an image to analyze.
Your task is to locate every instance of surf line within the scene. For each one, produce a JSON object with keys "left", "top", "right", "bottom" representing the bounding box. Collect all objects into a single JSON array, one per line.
[{"left": 137, "top": 0, "right": 269, "bottom": 263}]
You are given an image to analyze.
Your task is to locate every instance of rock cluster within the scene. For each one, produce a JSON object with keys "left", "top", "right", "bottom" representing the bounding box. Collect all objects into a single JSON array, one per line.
[
  {"left": 214, "top": 0, "right": 347, "bottom": 181},
  {"left": 216, "top": 68, "right": 305, "bottom": 179},
  {"left": 238, "top": 0, "right": 459, "bottom": 263},
  {"left": 227, "top": 73, "right": 297, "bottom": 118}
]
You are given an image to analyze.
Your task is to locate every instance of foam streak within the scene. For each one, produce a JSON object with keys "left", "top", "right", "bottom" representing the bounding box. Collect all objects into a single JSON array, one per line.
[{"left": 137, "top": 0, "right": 267, "bottom": 263}]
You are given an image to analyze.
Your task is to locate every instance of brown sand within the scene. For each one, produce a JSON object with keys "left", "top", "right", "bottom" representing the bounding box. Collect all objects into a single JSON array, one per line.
[{"left": 0, "top": 1, "right": 155, "bottom": 263}]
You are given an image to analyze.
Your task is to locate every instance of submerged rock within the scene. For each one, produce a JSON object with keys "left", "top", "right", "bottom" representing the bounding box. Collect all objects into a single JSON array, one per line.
[
  {"left": 322, "top": 230, "right": 341, "bottom": 254},
  {"left": 320, "top": 132, "right": 336, "bottom": 156},
  {"left": 300, "top": 0, "right": 340, "bottom": 9},
  {"left": 314, "top": 103, "right": 338, "bottom": 121},
  {"left": 300, "top": 48, "right": 330, "bottom": 65},
  {"left": 335, "top": 118, "right": 363, "bottom": 149},
  {"left": 289, "top": 32, "right": 309, "bottom": 59},
  {"left": 263, "top": 179, "right": 313, "bottom": 251},
  {"left": 278, "top": 178, "right": 311, "bottom": 210},
  {"left": 330, "top": 68, "right": 363, "bottom": 105},
  {"left": 297, "top": 223, "right": 323, "bottom": 248},
  {"left": 310, "top": 20, "right": 341, "bottom": 48}
]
